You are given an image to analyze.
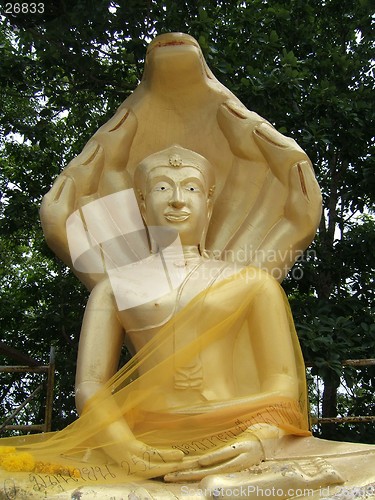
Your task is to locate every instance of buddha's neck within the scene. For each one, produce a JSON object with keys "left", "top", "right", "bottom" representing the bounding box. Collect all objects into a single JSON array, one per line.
[
  {"left": 159, "top": 245, "right": 204, "bottom": 267},
  {"left": 182, "top": 245, "right": 203, "bottom": 262}
]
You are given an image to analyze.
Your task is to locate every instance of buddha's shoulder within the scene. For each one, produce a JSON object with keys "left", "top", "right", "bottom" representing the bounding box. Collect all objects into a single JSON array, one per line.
[{"left": 89, "top": 276, "right": 114, "bottom": 298}]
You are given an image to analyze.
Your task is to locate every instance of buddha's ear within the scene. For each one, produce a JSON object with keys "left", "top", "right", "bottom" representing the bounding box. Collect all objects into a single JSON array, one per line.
[
  {"left": 207, "top": 185, "right": 215, "bottom": 221},
  {"left": 207, "top": 197, "right": 213, "bottom": 221},
  {"left": 139, "top": 201, "right": 147, "bottom": 223},
  {"left": 199, "top": 198, "right": 213, "bottom": 256},
  {"left": 136, "top": 189, "right": 147, "bottom": 223}
]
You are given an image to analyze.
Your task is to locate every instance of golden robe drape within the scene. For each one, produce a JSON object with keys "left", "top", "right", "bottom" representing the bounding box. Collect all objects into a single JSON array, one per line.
[{"left": 0, "top": 267, "right": 310, "bottom": 488}]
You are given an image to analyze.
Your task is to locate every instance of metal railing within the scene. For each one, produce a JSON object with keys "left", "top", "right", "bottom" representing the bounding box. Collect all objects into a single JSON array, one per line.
[
  {"left": 0, "top": 346, "right": 55, "bottom": 433},
  {"left": 0, "top": 350, "right": 373, "bottom": 433},
  {"left": 306, "top": 358, "right": 375, "bottom": 426}
]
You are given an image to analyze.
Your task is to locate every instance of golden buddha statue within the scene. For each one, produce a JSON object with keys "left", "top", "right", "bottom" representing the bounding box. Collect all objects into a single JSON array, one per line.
[
  {"left": 0, "top": 33, "right": 374, "bottom": 499},
  {"left": 71, "top": 144, "right": 310, "bottom": 481}
]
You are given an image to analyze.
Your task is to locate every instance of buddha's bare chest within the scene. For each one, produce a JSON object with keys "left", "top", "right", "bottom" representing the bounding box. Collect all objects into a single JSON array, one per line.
[{"left": 118, "top": 260, "right": 236, "bottom": 336}]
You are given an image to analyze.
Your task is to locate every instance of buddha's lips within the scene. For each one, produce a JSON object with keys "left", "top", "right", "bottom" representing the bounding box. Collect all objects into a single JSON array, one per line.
[{"left": 164, "top": 212, "right": 190, "bottom": 222}]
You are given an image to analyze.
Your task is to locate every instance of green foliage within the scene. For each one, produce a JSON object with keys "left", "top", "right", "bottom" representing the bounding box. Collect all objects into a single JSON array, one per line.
[{"left": 0, "top": 0, "right": 374, "bottom": 440}]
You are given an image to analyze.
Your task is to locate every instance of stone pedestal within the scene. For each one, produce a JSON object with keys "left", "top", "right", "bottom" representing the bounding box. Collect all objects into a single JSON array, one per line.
[{"left": 1, "top": 437, "right": 374, "bottom": 499}]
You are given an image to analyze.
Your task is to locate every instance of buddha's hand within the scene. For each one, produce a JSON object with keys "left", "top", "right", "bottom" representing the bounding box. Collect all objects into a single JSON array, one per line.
[
  {"left": 81, "top": 399, "right": 188, "bottom": 478},
  {"left": 164, "top": 429, "right": 266, "bottom": 482},
  {"left": 106, "top": 438, "right": 189, "bottom": 479},
  {"left": 40, "top": 108, "right": 137, "bottom": 273}
]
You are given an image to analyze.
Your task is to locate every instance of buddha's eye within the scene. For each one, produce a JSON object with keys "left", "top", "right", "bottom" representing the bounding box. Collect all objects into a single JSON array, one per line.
[
  {"left": 185, "top": 185, "right": 200, "bottom": 192},
  {"left": 153, "top": 183, "right": 170, "bottom": 192}
]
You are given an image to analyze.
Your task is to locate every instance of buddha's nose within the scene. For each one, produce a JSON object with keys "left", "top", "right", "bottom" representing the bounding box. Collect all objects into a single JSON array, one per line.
[{"left": 169, "top": 185, "right": 185, "bottom": 208}]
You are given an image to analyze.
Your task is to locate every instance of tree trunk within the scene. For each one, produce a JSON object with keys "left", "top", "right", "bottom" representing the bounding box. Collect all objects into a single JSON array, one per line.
[{"left": 321, "top": 373, "right": 340, "bottom": 439}]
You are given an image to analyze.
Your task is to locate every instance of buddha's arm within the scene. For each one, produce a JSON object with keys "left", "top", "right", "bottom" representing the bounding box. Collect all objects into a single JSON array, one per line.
[
  {"left": 248, "top": 273, "right": 299, "bottom": 401},
  {"left": 211, "top": 270, "right": 299, "bottom": 407},
  {"left": 75, "top": 279, "right": 185, "bottom": 474},
  {"left": 188, "top": 273, "right": 299, "bottom": 413},
  {"left": 75, "top": 278, "right": 125, "bottom": 414}
]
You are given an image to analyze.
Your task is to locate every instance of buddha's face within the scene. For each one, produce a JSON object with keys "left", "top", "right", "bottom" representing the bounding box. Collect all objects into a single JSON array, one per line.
[{"left": 140, "top": 166, "right": 212, "bottom": 247}]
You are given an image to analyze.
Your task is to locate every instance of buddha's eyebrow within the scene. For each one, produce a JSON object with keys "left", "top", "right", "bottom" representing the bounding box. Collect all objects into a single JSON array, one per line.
[
  {"left": 147, "top": 174, "right": 173, "bottom": 186},
  {"left": 180, "top": 177, "right": 205, "bottom": 189},
  {"left": 147, "top": 174, "right": 206, "bottom": 190}
]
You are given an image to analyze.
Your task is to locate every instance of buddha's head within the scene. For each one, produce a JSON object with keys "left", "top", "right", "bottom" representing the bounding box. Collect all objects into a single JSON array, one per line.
[{"left": 134, "top": 145, "right": 215, "bottom": 252}]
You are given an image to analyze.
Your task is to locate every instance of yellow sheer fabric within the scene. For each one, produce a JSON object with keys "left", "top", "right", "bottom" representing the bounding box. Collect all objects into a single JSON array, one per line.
[{"left": 0, "top": 267, "right": 310, "bottom": 487}]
